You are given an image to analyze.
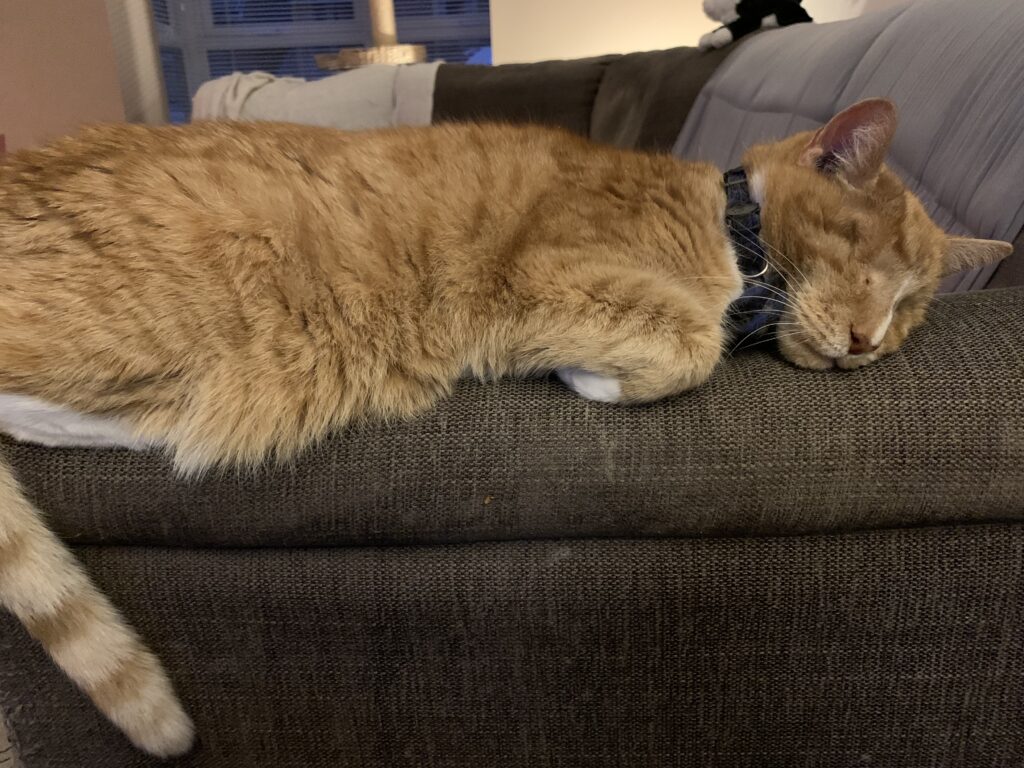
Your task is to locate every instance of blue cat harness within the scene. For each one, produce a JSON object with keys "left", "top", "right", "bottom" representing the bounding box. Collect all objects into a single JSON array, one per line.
[{"left": 723, "top": 167, "right": 786, "bottom": 348}]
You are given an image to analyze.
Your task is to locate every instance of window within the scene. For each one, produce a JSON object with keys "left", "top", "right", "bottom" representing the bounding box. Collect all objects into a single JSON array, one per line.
[{"left": 154, "top": 0, "right": 490, "bottom": 122}]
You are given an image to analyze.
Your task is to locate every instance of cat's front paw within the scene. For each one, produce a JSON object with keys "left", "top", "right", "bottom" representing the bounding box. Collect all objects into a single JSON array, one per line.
[
  {"left": 777, "top": 338, "right": 835, "bottom": 370},
  {"left": 698, "top": 27, "right": 735, "bottom": 50},
  {"left": 556, "top": 368, "right": 622, "bottom": 403},
  {"left": 836, "top": 351, "right": 881, "bottom": 370}
]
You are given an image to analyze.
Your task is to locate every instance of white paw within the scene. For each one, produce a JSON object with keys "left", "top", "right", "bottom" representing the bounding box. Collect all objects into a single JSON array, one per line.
[
  {"left": 836, "top": 351, "right": 880, "bottom": 370},
  {"left": 556, "top": 368, "right": 622, "bottom": 403},
  {"left": 763, "top": 13, "right": 779, "bottom": 28},
  {"left": 699, "top": 27, "right": 735, "bottom": 50}
]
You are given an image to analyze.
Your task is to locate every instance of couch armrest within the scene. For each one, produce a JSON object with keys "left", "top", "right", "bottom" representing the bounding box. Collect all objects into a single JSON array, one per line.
[
  {"left": 989, "top": 227, "right": 1024, "bottom": 289},
  {"left": 6, "top": 288, "right": 1023, "bottom": 549}
]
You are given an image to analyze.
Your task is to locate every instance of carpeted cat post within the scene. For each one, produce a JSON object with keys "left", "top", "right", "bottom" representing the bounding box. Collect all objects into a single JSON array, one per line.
[{"left": 316, "top": 0, "right": 426, "bottom": 70}]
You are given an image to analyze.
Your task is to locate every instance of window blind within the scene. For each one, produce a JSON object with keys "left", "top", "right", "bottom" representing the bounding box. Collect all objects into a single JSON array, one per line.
[
  {"left": 152, "top": 0, "right": 172, "bottom": 25},
  {"left": 208, "top": 0, "right": 355, "bottom": 26},
  {"left": 393, "top": 0, "right": 488, "bottom": 17},
  {"left": 207, "top": 45, "right": 344, "bottom": 79},
  {"left": 153, "top": 0, "right": 490, "bottom": 123},
  {"left": 420, "top": 37, "right": 489, "bottom": 64},
  {"left": 159, "top": 47, "right": 192, "bottom": 122}
]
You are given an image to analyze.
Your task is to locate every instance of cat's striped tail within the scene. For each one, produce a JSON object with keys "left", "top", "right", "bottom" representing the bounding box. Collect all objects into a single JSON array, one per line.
[{"left": 0, "top": 455, "right": 193, "bottom": 757}]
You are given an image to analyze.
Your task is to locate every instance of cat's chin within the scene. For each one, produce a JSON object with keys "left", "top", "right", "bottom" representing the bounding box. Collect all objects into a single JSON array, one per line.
[
  {"left": 776, "top": 337, "right": 836, "bottom": 370},
  {"left": 836, "top": 351, "right": 881, "bottom": 370},
  {"left": 777, "top": 337, "right": 883, "bottom": 372}
]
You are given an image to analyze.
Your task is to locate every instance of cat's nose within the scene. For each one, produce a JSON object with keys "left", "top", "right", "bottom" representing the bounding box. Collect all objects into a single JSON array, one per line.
[{"left": 848, "top": 327, "right": 879, "bottom": 356}]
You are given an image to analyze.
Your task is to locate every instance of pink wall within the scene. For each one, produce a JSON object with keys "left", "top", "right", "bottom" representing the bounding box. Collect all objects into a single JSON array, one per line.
[{"left": 0, "top": 0, "right": 125, "bottom": 152}]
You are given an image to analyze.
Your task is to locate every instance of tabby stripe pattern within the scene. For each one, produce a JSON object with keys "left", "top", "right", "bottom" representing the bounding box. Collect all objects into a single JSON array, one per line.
[{"left": 0, "top": 456, "right": 193, "bottom": 757}]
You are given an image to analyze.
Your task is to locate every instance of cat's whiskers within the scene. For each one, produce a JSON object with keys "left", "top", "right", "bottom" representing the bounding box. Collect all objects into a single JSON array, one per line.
[
  {"left": 728, "top": 274, "right": 799, "bottom": 312},
  {"left": 761, "top": 247, "right": 806, "bottom": 292},
  {"left": 679, "top": 272, "right": 798, "bottom": 312},
  {"left": 727, "top": 311, "right": 798, "bottom": 324},
  {"left": 746, "top": 289, "right": 796, "bottom": 308},
  {"left": 738, "top": 228, "right": 812, "bottom": 289},
  {"left": 729, "top": 237, "right": 797, "bottom": 290},
  {"left": 679, "top": 239, "right": 797, "bottom": 305},
  {"left": 728, "top": 321, "right": 806, "bottom": 357},
  {"left": 754, "top": 236, "right": 802, "bottom": 276}
]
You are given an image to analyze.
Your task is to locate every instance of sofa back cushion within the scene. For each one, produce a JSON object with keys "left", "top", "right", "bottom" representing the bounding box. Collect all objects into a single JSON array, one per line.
[
  {"left": 433, "top": 57, "right": 614, "bottom": 137},
  {"left": 432, "top": 46, "right": 733, "bottom": 153},
  {"left": 674, "top": 0, "right": 1024, "bottom": 290},
  {"left": 589, "top": 45, "right": 733, "bottom": 152}
]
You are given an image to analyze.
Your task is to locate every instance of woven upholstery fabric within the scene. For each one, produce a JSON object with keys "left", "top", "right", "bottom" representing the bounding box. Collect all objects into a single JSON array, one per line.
[
  {"left": 589, "top": 44, "right": 737, "bottom": 152},
  {"left": 1, "top": 524, "right": 1022, "bottom": 767},
  {"left": 3, "top": 288, "right": 1022, "bottom": 549},
  {"left": 432, "top": 56, "right": 614, "bottom": 137},
  {"left": 991, "top": 227, "right": 1024, "bottom": 289},
  {"left": 432, "top": 46, "right": 732, "bottom": 153}
]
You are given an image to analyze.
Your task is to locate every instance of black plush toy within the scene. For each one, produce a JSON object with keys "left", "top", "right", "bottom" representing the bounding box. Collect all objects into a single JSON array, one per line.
[{"left": 699, "top": 0, "right": 813, "bottom": 50}]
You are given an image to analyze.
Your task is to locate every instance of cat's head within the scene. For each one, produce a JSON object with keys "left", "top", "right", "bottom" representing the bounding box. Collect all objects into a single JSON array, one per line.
[{"left": 742, "top": 98, "right": 1012, "bottom": 370}]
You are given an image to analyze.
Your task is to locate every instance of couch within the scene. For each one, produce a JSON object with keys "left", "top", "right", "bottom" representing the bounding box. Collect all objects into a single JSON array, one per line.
[{"left": 2, "top": 0, "right": 1022, "bottom": 765}]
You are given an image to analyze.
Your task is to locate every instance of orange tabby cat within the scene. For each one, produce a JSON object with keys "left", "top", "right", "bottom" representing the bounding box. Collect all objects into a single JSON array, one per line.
[{"left": 0, "top": 98, "right": 1010, "bottom": 755}]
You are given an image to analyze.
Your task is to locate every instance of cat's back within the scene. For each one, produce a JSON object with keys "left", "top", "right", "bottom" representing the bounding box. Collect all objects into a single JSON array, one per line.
[
  {"left": 0, "top": 121, "right": 523, "bottom": 249},
  {"left": 0, "top": 120, "right": 727, "bottom": 349},
  {"left": 0, "top": 121, "right": 364, "bottom": 229},
  {"left": 0, "top": 119, "right": 607, "bottom": 204},
  {"left": 0, "top": 120, "right": 715, "bottom": 236},
  {"left": 0, "top": 121, "right": 730, "bottom": 452}
]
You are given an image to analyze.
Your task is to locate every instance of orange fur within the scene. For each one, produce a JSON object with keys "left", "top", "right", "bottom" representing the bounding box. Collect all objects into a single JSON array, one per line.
[
  {"left": 0, "top": 121, "right": 740, "bottom": 468},
  {"left": 0, "top": 103, "right": 1010, "bottom": 754},
  {"left": 744, "top": 99, "right": 1011, "bottom": 369}
]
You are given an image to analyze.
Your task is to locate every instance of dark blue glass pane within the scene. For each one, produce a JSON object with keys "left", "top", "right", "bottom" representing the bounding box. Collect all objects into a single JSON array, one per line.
[
  {"left": 207, "top": 46, "right": 341, "bottom": 80},
  {"left": 159, "top": 47, "right": 191, "bottom": 123},
  {"left": 210, "top": 0, "right": 354, "bottom": 25}
]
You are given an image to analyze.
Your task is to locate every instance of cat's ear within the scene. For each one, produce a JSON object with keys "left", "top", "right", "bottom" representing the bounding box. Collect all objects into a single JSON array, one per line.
[
  {"left": 799, "top": 98, "right": 898, "bottom": 187},
  {"left": 942, "top": 237, "right": 1013, "bottom": 277}
]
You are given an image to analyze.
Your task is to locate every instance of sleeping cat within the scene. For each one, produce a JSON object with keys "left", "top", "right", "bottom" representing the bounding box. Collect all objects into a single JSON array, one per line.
[{"left": 0, "top": 98, "right": 1010, "bottom": 755}]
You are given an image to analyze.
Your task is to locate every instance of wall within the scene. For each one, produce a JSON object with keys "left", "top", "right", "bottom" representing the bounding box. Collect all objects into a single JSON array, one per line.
[
  {"left": 803, "top": 0, "right": 867, "bottom": 23},
  {"left": 0, "top": 0, "right": 125, "bottom": 152},
  {"left": 490, "top": 0, "right": 906, "bottom": 64},
  {"left": 491, "top": 0, "right": 718, "bottom": 64}
]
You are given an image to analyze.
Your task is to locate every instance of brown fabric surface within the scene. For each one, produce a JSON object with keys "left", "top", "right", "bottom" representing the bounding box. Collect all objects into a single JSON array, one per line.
[
  {"left": 432, "top": 57, "right": 615, "bottom": 137},
  {"left": 2, "top": 524, "right": 1023, "bottom": 767},
  {"left": 988, "top": 225, "right": 1024, "bottom": 289},
  {"left": 432, "top": 45, "right": 734, "bottom": 152},
  {"left": 3, "top": 288, "right": 1022, "bottom": 549},
  {"left": 590, "top": 45, "right": 737, "bottom": 152},
  {"left": 0, "top": 715, "right": 16, "bottom": 768}
]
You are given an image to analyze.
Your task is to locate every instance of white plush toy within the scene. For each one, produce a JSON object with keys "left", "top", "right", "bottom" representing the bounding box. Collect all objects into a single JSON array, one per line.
[{"left": 699, "top": 0, "right": 814, "bottom": 50}]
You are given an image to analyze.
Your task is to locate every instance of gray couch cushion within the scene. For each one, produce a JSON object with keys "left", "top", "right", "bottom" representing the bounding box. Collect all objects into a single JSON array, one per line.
[
  {"left": 990, "top": 228, "right": 1024, "bottom": 289},
  {"left": 673, "top": 0, "right": 1024, "bottom": 291},
  {"left": 4, "top": 288, "right": 1023, "bottom": 549}
]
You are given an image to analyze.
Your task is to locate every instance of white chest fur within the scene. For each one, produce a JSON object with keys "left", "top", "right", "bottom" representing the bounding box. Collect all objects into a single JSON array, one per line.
[{"left": 0, "top": 393, "right": 151, "bottom": 449}]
